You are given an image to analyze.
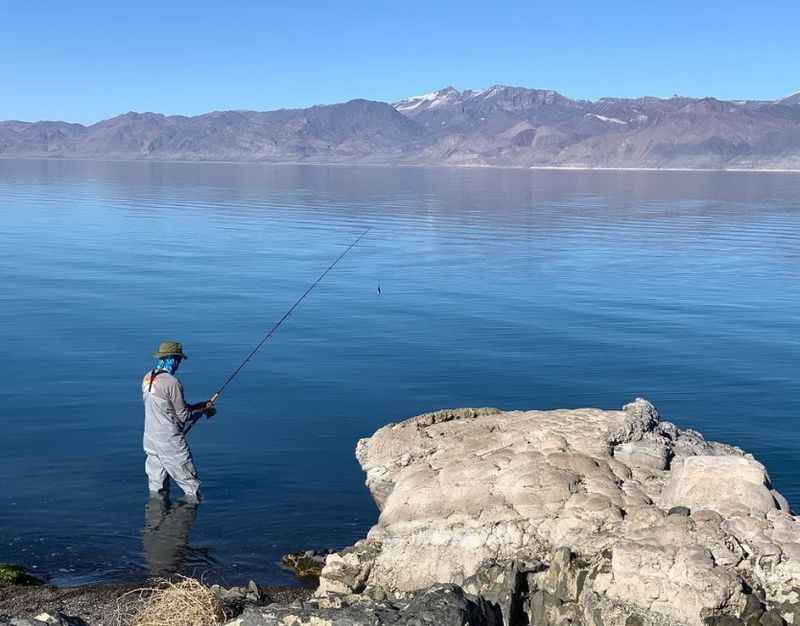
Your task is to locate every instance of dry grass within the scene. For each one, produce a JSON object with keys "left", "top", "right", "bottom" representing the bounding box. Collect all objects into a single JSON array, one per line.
[{"left": 117, "top": 577, "right": 226, "bottom": 626}]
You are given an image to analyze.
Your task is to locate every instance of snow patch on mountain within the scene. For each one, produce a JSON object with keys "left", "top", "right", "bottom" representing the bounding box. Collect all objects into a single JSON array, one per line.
[
  {"left": 394, "top": 87, "right": 461, "bottom": 112},
  {"left": 394, "top": 92, "right": 439, "bottom": 112},
  {"left": 587, "top": 113, "right": 627, "bottom": 125},
  {"left": 480, "top": 85, "right": 503, "bottom": 99}
]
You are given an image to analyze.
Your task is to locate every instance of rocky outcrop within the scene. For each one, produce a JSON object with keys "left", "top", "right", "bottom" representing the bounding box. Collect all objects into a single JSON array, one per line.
[{"left": 296, "top": 400, "right": 798, "bottom": 626}]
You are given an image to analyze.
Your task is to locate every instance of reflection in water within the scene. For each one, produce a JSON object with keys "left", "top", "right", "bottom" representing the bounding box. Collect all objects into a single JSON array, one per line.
[
  {"left": 142, "top": 495, "right": 214, "bottom": 577},
  {"left": 2, "top": 160, "right": 800, "bottom": 585}
]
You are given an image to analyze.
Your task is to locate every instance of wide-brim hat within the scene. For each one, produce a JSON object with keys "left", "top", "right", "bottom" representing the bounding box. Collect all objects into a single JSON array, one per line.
[{"left": 152, "top": 340, "right": 188, "bottom": 360}]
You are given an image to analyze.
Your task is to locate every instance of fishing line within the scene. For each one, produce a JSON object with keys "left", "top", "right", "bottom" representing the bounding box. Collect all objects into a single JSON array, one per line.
[{"left": 209, "top": 228, "right": 371, "bottom": 403}]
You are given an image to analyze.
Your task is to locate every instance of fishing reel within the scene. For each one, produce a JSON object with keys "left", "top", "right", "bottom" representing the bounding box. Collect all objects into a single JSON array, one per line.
[{"left": 205, "top": 392, "right": 219, "bottom": 418}]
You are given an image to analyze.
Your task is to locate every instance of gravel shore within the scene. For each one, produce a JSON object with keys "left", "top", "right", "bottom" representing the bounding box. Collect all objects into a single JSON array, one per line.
[{"left": 0, "top": 582, "right": 313, "bottom": 626}]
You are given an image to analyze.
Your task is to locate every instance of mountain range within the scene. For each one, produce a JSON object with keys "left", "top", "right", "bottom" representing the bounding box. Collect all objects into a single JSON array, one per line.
[{"left": 3, "top": 85, "right": 800, "bottom": 169}]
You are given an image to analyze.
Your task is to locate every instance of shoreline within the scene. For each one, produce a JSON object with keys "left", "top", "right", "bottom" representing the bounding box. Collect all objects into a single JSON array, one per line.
[
  {"left": 2, "top": 155, "right": 800, "bottom": 173},
  {"left": 0, "top": 580, "right": 313, "bottom": 625},
  {"left": 0, "top": 551, "right": 326, "bottom": 623},
  {"left": 2, "top": 402, "right": 799, "bottom": 625}
]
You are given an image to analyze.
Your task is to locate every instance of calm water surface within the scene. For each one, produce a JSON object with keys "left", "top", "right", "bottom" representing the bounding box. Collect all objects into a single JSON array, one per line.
[{"left": 0, "top": 160, "right": 798, "bottom": 586}]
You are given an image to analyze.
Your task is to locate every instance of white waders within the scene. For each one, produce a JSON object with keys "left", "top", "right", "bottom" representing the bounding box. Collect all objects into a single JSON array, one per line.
[{"left": 142, "top": 369, "right": 202, "bottom": 499}]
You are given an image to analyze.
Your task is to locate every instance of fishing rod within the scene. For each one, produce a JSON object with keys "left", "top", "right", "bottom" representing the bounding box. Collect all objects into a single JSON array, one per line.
[{"left": 208, "top": 228, "right": 371, "bottom": 404}]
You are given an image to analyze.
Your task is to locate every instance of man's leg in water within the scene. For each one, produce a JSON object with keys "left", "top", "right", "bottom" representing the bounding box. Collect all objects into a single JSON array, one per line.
[
  {"left": 145, "top": 453, "right": 169, "bottom": 495},
  {"left": 160, "top": 445, "right": 202, "bottom": 501}
]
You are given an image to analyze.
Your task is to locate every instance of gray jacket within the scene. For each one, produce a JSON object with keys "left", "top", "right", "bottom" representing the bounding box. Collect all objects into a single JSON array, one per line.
[{"left": 142, "top": 370, "right": 201, "bottom": 453}]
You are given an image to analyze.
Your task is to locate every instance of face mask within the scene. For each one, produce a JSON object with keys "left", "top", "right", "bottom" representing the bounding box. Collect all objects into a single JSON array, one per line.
[{"left": 155, "top": 356, "right": 181, "bottom": 375}]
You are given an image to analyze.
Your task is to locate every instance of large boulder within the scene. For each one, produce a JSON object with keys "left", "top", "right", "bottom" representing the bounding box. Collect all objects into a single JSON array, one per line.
[
  {"left": 316, "top": 400, "right": 800, "bottom": 626},
  {"left": 662, "top": 456, "right": 778, "bottom": 517}
]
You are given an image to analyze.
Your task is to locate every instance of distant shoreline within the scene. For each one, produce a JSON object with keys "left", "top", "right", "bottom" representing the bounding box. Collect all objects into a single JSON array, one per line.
[
  {"left": 1, "top": 155, "right": 800, "bottom": 174},
  {"left": 526, "top": 165, "right": 800, "bottom": 173}
]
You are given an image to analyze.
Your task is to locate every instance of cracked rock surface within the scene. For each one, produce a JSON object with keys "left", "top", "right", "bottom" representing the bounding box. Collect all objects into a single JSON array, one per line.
[{"left": 299, "top": 400, "right": 799, "bottom": 626}]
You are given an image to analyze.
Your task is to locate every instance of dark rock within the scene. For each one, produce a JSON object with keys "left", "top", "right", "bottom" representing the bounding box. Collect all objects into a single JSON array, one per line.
[
  {"left": 759, "top": 610, "right": 786, "bottom": 626},
  {"left": 707, "top": 616, "right": 744, "bottom": 626},
  {"left": 668, "top": 506, "right": 691, "bottom": 517},
  {"left": 232, "top": 584, "right": 503, "bottom": 625},
  {"left": 463, "top": 560, "right": 525, "bottom": 626},
  {"left": 741, "top": 594, "right": 765, "bottom": 622},
  {"left": 548, "top": 547, "right": 588, "bottom": 604},
  {"left": 526, "top": 587, "right": 584, "bottom": 626},
  {"left": 463, "top": 559, "right": 543, "bottom": 626},
  {"left": 576, "top": 569, "right": 588, "bottom": 597},
  {"left": 625, "top": 616, "right": 644, "bottom": 626},
  {"left": 402, "top": 585, "right": 503, "bottom": 626},
  {"left": 529, "top": 590, "right": 554, "bottom": 626}
]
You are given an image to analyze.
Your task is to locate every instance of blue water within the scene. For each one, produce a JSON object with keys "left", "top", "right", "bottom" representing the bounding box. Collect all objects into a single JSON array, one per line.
[{"left": 0, "top": 159, "right": 798, "bottom": 586}]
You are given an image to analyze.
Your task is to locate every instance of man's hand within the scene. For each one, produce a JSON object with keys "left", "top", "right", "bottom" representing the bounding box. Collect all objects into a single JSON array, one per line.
[{"left": 188, "top": 400, "right": 217, "bottom": 418}]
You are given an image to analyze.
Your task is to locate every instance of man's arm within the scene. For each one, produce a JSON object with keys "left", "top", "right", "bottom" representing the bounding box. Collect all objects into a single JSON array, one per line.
[
  {"left": 167, "top": 378, "right": 215, "bottom": 423},
  {"left": 168, "top": 380, "right": 194, "bottom": 424}
]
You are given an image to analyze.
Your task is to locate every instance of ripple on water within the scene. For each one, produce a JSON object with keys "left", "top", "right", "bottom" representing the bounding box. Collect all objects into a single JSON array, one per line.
[{"left": 0, "top": 160, "right": 798, "bottom": 585}]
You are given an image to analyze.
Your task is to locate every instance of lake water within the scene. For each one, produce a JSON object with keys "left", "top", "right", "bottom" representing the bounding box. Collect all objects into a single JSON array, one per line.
[{"left": 0, "top": 159, "right": 798, "bottom": 587}]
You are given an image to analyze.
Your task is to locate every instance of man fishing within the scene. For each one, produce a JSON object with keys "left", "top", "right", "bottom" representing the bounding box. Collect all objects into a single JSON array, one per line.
[
  {"left": 138, "top": 232, "right": 368, "bottom": 501},
  {"left": 142, "top": 341, "right": 216, "bottom": 501}
]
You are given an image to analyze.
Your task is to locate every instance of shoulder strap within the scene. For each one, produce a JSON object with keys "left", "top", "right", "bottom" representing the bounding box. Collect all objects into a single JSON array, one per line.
[{"left": 148, "top": 369, "right": 163, "bottom": 392}]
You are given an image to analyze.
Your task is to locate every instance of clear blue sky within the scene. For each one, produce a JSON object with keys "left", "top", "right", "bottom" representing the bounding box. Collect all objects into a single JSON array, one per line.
[{"left": 2, "top": 0, "right": 798, "bottom": 124}]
